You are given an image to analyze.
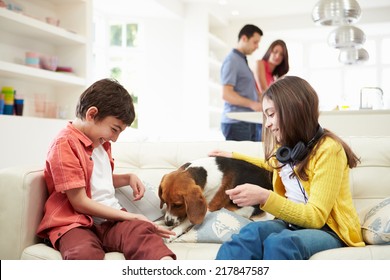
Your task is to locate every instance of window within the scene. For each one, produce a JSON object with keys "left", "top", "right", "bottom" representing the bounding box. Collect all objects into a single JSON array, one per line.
[
  {"left": 110, "top": 25, "right": 122, "bottom": 46},
  {"left": 110, "top": 23, "right": 138, "bottom": 48},
  {"left": 94, "top": 18, "right": 142, "bottom": 128},
  {"left": 126, "top": 24, "right": 138, "bottom": 47}
]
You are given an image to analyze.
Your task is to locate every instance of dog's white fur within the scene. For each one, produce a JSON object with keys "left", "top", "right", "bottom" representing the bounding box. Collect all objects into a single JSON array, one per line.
[{"left": 159, "top": 157, "right": 259, "bottom": 242}]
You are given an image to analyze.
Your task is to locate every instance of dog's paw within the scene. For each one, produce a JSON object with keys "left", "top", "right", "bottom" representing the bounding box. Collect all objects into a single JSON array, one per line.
[
  {"left": 154, "top": 219, "right": 166, "bottom": 226},
  {"left": 164, "top": 233, "right": 179, "bottom": 243},
  {"left": 164, "top": 227, "right": 185, "bottom": 243},
  {"left": 164, "top": 222, "right": 193, "bottom": 243}
]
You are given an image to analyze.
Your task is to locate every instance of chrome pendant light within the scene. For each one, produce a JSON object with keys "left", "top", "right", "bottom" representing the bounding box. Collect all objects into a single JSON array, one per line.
[
  {"left": 312, "top": 0, "right": 368, "bottom": 64},
  {"left": 328, "top": 25, "right": 366, "bottom": 48},
  {"left": 339, "top": 47, "right": 369, "bottom": 64},
  {"left": 312, "top": 0, "right": 362, "bottom": 26}
]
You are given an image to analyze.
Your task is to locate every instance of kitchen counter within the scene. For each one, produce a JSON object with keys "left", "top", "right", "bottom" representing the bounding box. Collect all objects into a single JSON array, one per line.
[{"left": 226, "top": 110, "right": 390, "bottom": 136}]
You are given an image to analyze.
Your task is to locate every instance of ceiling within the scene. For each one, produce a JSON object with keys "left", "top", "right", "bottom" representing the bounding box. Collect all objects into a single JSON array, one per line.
[
  {"left": 181, "top": 0, "right": 390, "bottom": 21},
  {"left": 94, "top": 0, "right": 390, "bottom": 21}
]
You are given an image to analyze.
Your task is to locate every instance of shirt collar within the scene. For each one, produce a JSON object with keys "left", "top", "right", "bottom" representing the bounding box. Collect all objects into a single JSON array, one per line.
[
  {"left": 233, "top": 48, "right": 248, "bottom": 64},
  {"left": 67, "top": 121, "right": 93, "bottom": 148}
]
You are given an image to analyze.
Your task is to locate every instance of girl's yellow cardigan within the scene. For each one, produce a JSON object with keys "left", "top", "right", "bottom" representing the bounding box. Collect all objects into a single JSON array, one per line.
[{"left": 233, "top": 137, "right": 365, "bottom": 247}]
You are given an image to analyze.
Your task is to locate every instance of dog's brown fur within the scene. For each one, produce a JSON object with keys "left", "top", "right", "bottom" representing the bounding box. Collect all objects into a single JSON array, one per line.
[
  {"left": 158, "top": 157, "right": 273, "bottom": 227},
  {"left": 159, "top": 168, "right": 208, "bottom": 225}
]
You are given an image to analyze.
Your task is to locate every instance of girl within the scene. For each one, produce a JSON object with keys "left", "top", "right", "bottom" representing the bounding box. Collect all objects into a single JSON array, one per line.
[{"left": 210, "top": 76, "right": 364, "bottom": 260}]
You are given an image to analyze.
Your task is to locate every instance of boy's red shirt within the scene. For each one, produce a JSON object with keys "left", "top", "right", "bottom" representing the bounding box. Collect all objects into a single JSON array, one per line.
[{"left": 36, "top": 122, "right": 114, "bottom": 249}]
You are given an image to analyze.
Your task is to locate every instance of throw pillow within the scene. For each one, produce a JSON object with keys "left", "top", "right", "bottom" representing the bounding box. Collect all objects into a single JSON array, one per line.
[
  {"left": 361, "top": 197, "right": 390, "bottom": 245},
  {"left": 173, "top": 208, "right": 252, "bottom": 243},
  {"left": 115, "top": 181, "right": 164, "bottom": 222}
]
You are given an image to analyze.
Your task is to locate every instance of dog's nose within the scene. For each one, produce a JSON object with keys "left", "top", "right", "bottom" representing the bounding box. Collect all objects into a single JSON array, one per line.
[{"left": 165, "top": 219, "right": 174, "bottom": 227}]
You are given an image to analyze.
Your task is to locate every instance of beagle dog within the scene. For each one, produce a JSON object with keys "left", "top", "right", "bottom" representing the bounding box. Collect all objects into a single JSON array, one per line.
[{"left": 158, "top": 156, "right": 272, "bottom": 240}]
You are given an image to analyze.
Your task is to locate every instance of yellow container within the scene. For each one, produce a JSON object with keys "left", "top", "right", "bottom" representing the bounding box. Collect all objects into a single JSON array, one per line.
[{"left": 1, "top": 87, "right": 14, "bottom": 104}]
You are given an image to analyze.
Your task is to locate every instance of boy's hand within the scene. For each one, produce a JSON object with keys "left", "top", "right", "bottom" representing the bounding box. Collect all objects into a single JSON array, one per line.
[
  {"left": 132, "top": 214, "right": 175, "bottom": 238},
  {"left": 129, "top": 174, "right": 145, "bottom": 201},
  {"left": 154, "top": 224, "right": 176, "bottom": 239}
]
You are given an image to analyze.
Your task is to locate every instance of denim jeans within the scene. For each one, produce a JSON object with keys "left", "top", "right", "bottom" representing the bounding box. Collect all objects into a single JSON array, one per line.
[
  {"left": 216, "top": 219, "right": 345, "bottom": 260},
  {"left": 221, "top": 122, "right": 262, "bottom": 141}
]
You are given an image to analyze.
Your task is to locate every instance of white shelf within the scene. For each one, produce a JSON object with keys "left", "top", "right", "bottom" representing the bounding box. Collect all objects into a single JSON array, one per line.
[
  {"left": 209, "top": 56, "right": 222, "bottom": 69},
  {"left": 0, "top": 0, "right": 91, "bottom": 120},
  {"left": 208, "top": 33, "right": 228, "bottom": 50},
  {"left": 0, "top": 8, "right": 87, "bottom": 45},
  {"left": 207, "top": 12, "right": 228, "bottom": 129},
  {"left": 208, "top": 106, "right": 223, "bottom": 113},
  {"left": 227, "top": 112, "right": 263, "bottom": 124},
  {"left": 0, "top": 61, "right": 86, "bottom": 86},
  {"left": 209, "top": 12, "right": 228, "bottom": 28},
  {"left": 209, "top": 80, "right": 221, "bottom": 91}
]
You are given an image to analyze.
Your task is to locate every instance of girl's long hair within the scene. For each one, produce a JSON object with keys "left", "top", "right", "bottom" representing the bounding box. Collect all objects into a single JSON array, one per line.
[{"left": 262, "top": 76, "right": 360, "bottom": 180}]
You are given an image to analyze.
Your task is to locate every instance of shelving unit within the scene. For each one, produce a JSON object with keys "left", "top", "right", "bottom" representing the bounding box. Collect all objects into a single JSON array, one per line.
[
  {"left": 208, "top": 13, "right": 228, "bottom": 129},
  {"left": 0, "top": 0, "right": 92, "bottom": 119}
]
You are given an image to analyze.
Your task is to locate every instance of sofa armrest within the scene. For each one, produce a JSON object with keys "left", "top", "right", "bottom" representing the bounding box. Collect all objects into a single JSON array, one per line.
[{"left": 0, "top": 166, "right": 47, "bottom": 260}]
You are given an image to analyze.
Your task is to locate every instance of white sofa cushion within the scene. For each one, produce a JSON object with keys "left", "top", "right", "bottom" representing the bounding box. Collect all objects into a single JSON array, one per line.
[
  {"left": 361, "top": 197, "right": 390, "bottom": 245},
  {"left": 116, "top": 181, "right": 163, "bottom": 221}
]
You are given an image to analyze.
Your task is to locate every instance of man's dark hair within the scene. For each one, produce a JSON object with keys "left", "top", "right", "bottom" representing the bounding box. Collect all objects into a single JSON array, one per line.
[
  {"left": 238, "top": 24, "right": 263, "bottom": 41},
  {"left": 76, "top": 78, "right": 135, "bottom": 126}
]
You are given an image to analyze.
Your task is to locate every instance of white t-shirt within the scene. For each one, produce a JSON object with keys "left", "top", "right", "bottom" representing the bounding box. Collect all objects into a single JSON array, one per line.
[
  {"left": 90, "top": 145, "right": 122, "bottom": 224},
  {"left": 279, "top": 164, "right": 308, "bottom": 204}
]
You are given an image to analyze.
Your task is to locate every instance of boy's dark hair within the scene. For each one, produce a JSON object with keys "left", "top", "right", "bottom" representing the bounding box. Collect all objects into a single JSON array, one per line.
[
  {"left": 238, "top": 24, "right": 263, "bottom": 41},
  {"left": 76, "top": 78, "right": 135, "bottom": 126}
]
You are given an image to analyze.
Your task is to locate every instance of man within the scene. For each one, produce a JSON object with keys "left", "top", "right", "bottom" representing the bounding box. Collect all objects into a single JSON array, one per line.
[{"left": 220, "top": 24, "right": 263, "bottom": 141}]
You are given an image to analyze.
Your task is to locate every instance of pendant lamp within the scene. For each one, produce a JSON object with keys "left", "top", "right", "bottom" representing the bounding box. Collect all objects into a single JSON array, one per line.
[
  {"left": 339, "top": 47, "right": 369, "bottom": 64},
  {"left": 312, "top": 0, "right": 361, "bottom": 26},
  {"left": 328, "top": 25, "right": 366, "bottom": 48}
]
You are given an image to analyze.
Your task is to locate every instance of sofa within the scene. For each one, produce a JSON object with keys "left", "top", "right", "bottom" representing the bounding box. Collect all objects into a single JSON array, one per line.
[{"left": 1, "top": 136, "right": 389, "bottom": 260}]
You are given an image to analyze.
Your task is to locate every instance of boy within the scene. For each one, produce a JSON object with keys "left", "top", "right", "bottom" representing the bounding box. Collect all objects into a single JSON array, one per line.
[{"left": 37, "top": 78, "right": 176, "bottom": 260}]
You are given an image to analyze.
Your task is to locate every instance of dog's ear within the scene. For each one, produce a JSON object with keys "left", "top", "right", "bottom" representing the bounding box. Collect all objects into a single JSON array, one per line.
[
  {"left": 158, "top": 176, "right": 165, "bottom": 209},
  {"left": 184, "top": 187, "right": 207, "bottom": 225}
]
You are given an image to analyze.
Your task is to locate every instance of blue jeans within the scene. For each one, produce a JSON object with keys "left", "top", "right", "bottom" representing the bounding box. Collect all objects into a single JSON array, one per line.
[
  {"left": 221, "top": 122, "right": 262, "bottom": 141},
  {"left": 216, "top": 219, "right": 345, "bottom": 260}
]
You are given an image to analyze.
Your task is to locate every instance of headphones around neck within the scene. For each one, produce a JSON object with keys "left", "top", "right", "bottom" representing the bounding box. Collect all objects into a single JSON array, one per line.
[{"left": 276, "top": 125, "right": 324, "bottom": 164}]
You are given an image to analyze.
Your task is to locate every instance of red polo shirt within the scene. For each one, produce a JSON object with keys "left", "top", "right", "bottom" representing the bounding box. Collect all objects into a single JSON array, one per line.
[{"left": 36, "top": 122, "right": 114, "bottom": 249}]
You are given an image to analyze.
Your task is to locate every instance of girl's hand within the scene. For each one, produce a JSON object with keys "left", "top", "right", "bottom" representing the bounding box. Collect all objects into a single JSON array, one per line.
[
  {"left": 226, "top": 183, "right": 271, "bottom": 206},
  {"left": 208, "top": 150, "right": 233, "bottom": 158}
]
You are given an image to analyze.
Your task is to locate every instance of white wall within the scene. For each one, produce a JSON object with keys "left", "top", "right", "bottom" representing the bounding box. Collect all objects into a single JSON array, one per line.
[
  {"left": 137, "top": 17, "right": 184, "bottom": 136},
  {"left": 0, "top": 116, "right": 67, "bottom": 170},
  {"left": 139, "top": 3, "right": 211, "bottom": 140}
]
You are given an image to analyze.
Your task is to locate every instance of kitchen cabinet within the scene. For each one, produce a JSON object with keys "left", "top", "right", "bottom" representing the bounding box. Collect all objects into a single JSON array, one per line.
[{"left": 0, "top": 0, "right": 92, "bottom": 119}]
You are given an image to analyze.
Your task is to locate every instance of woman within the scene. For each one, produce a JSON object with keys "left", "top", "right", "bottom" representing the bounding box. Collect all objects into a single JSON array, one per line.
[
  {"left": 255, "top": 39, "right": 289, "bottom": 93},
  {"left": 210, "top": 76, "right": 364, "bottom": 260}
]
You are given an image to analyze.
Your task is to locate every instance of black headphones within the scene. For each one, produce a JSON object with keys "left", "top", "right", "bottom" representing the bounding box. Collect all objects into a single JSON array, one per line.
[{"left": 276, "top": 125, "right": 324, "bottom": 164}]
